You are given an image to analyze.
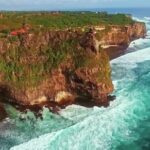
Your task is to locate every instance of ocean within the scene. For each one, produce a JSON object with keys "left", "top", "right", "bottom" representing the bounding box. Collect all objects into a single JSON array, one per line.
[{"left": 1, "top": 8, "right": 150, "bottom": 150}]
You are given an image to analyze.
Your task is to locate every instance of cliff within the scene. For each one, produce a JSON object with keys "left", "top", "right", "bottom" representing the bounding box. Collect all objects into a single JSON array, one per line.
[
  {"left": 96, "top": 22, "right": 146, "bottom": 59},
  {"left": 0, "top": 21, "right": 146, "bottom": 111}
]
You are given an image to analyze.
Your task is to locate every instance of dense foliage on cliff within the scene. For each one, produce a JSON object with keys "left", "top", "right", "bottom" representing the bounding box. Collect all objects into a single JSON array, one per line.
[
  {"left": 0, "top": 38, "right": 110, "bottom": 91},
  {"left": 0, "top": 12, "right": 134, "bottom": 31},
  {"left": 0, "top": 38, "right": 72, "bottom": 87}
]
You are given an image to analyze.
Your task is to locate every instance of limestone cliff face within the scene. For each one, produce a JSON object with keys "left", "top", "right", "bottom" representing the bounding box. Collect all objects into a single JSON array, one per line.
[
  {"left": 95, "top": 22, "right": 146, "bottom": 59},
  {"left": 0, "top": 22, "right": 146, "bottom": 109},
  {"left": 100, "top": 22, "right": 146, "bottom": 46}
]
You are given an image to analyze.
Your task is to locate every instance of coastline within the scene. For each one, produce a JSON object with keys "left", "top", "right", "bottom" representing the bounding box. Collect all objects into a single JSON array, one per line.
[
  {"left": 0, "top": 40, "right": 147, "bottom": 120},
  {"left": 0, "top": 45, "right": 132, "bottom": 119},
  {"left": 0, "top": 39, "right": 146, "bottom": 119},
  {"left": 0, "top": 13, "right": 146, "bottom": 120}
]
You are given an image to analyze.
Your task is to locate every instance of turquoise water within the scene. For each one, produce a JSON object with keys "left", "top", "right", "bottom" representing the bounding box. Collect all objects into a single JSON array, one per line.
[{"left": 1, "top": 16, "right": 150, "bottom": 150}]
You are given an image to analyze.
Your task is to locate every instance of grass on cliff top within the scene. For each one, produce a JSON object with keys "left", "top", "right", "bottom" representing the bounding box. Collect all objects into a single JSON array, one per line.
[
  {"left": 0, "top": 12, "right": 134, "bottom": 31},
  {"left": 0, "top": 38, "right": 85, "bottom": 88}
]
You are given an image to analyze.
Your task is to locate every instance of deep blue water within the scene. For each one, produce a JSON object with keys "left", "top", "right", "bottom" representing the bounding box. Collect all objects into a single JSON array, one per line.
[
  {"left": 0, "top": 8, "right": 150, "bottom": 150},
  {"left": 93, "top": 8, "right": 150, "bottom": 18}
]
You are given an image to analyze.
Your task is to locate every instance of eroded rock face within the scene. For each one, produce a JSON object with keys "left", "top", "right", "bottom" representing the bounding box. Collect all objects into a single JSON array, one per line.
[
  {"left": 127, "top": 22, "right": 146, "bottom": 40},
  {"left": 0, "top": 22, "right": 146, "bottom": 108},
  {"left": 55, "top": 91, "right": 75, "bottom": 105},
  {"left": 101, "top": 23, "right": 146, "bottom": 47},
  {"left": 97, "top": 22, "right": 146, "bottom": 59}
]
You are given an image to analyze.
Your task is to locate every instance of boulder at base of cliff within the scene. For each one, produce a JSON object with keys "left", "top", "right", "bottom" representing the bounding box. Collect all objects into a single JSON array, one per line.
[
  {"left": 55, "top": 91, "right": 75, "bottom": 106},
  {"left": 30, "top": 96, "right": 48, "bottom": 106}
]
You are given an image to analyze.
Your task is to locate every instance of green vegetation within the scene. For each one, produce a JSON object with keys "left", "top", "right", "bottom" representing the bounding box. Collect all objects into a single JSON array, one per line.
[
  {"left": 0, "top": 38, "right": 83, "bottom": 88},
  {"left": 0, "top": 35, "right": 109, "bottom": 88},
  {"left": 0, "top": 12, "right": 134, "bottom": 31}
]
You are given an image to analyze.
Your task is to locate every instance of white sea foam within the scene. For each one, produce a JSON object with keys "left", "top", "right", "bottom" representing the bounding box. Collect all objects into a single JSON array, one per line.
[
  {"left": 133, "top": 17, "right": 149, "bottom": 23},
  {"left": 10, "top": 97, "right": 138, "bottom": 150},
  {"left": 112, "top": 47, "right": 150, "bottom": 66},
  {"left": 144, "top": 17, "right": 150, "bottom": 21},
  {"left": 127, "top": 38, "right": 150, "bottom": 52}
]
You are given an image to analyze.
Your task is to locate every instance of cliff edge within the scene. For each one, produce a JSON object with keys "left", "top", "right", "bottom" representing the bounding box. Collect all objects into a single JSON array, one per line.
[{"left": 0, "top": 18, "right": 146, "bottom": 111}]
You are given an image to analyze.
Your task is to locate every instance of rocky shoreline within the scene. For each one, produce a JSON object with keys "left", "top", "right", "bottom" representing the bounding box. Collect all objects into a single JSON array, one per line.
[{"left": 0, "top": 94, "right": 116, "bottom": 120}]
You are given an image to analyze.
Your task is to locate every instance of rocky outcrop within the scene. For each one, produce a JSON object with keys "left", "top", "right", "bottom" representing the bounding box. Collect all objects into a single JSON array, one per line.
[
  {"left": 99, "top": 22, "right": 146, "bottom": 59},
  {"left": 101, "top": 23, "right": 146, "bottom": 46},
  {"left": 0, "top": 21, "right": 146, "bottom": 110}
]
